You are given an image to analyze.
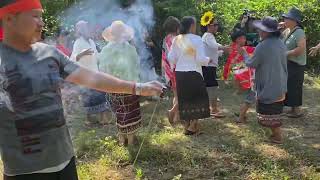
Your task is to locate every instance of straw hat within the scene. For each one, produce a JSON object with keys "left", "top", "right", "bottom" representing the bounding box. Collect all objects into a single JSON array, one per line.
[{"left": 102, "top": 20, "right": 134, "bottom": 43}]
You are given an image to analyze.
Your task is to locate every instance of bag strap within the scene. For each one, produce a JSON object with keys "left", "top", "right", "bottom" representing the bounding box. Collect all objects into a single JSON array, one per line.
[{"left": 284, "top": 26, "right": 301, "bottom": 43}]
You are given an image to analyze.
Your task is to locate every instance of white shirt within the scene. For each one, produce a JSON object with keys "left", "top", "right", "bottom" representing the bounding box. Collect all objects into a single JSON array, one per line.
[
  {"left": 168, "top": 34, "right": 209, "bottom": 75},
  {"left": 70, "top": 36, "right": 99, "bottom": 71},
  {"left": 202, "top": 32, "right": 223, "bottom": 67}
]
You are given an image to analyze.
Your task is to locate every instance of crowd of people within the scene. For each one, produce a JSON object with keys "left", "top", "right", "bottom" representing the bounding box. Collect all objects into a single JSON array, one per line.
[
  {"left": 0, "top": 0, "right": 319, "bottom": 179},
  {"left": 160, "top": 7, "right": 318, "bottom": 144}
]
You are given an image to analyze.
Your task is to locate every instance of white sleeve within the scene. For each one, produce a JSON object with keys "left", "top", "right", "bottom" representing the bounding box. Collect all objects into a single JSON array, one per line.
[
  {"left": 70, "top": 40, "right": 81, "bottom": 62},
  {"left": 196, "top": 38, "right": 210, "bottom": 66},
  {"left": 203, "top": 33, "right": 219, "bottom": 51}
]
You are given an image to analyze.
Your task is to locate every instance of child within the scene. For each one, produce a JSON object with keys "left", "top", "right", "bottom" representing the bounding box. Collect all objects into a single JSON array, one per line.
[{"left": 224, "top": 29, "right": 256, "bottom": 123}]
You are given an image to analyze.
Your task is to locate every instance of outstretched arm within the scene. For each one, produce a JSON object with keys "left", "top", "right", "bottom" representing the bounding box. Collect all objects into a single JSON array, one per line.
[{"left": 65, "top": 67, "right": 163, "bottom": 97}]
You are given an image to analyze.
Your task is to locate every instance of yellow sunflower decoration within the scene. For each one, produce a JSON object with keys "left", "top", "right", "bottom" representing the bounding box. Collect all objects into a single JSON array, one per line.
[{"left": 200, "top": 11, "right": 215, "bottom": 26}]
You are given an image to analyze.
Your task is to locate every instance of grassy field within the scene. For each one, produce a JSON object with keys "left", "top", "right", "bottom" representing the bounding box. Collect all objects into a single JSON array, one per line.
[{"left": 1, "top": 76, "right": 320, "bottom": 180}]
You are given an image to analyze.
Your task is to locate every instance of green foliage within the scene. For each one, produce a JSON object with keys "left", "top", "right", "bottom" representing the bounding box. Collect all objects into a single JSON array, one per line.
[
  {"left": 42, "top": 0, "right": 320, "bottom": 70},
  {"left": 153, "top": 0, "right": 320, "bottom": 71},
  {"left": 135, "top": 167, "right": 144, "bottom": 180}
]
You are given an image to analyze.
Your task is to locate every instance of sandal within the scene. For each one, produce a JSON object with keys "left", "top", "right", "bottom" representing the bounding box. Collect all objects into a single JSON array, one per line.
[
  {"left": 269, "top": 137, "right": 283, "bottom": 144},
  {"left": 286, "top": 112, "right": 304, "bottom": 118},
  {"left": 235, "top": 117, "right": 246, "bottom": 124},
  {"left": 211, "top": 112, "right": 226, "bottom": 118},
  {"left": 184, "top": 130, "right": 203, "bottom": 136}
]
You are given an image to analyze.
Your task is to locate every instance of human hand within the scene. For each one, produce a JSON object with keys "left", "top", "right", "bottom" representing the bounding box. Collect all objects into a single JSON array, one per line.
[
  {"left": 222, "top": 45, "right": 231, "bottom": 54},
  {"left": 236, "top": 45, "right": 246, "bottom": 56},
  {"left": 241, "top": 16, "right": 249, "bottom": 26},
  {"left": 309, "top": 45, "right": 320, "bottom": 57},
  {"left": 278, "top": 22, "right": 286, "bottom": 30},
  {"left": 136, "top": 81, "right": 165, "bottom": 97},
  {"left": 76, "top": 49, "right": 94, "bottom": 61}
]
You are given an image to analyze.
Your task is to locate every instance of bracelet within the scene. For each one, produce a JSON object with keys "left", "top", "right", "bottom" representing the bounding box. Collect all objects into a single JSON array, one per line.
[{"left": 135, "top": 83, "right": 142, "bottom": 96}]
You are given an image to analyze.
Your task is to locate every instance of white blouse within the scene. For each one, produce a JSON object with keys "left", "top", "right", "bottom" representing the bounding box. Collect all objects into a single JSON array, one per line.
[
  {"left": 168, "top": 34, "right": 209, "bottom": 75},
  {"left": 202, "top": 32, "right": 223, "bottom": 67},
  {"left": 70, "top": 37, "right": 99, "bottom": 71}
]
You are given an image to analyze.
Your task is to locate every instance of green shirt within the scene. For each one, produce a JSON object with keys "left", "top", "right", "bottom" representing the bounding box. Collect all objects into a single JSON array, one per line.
[
  {"left": 97, "top": 42, "right": 140, "bottom": 82},
  {"left": 284, "top": 28, "right": 307, "bottom": 66}
]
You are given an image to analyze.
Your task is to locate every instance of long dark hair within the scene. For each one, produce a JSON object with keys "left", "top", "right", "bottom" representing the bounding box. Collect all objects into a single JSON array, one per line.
[
  {"left": 163, "top": 16, "right": 181, "bottom": 34},
  {"left": 180, "top": 16, "right": 196, "bottom": 34}
]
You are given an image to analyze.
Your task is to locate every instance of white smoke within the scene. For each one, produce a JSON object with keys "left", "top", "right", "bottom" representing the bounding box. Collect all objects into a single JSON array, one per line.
[{"left": 60, "top": 0, "right": 159, "bottom": 82}]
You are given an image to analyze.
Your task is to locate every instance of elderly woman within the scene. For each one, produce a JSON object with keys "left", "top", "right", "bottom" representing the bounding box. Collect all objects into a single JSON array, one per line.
[
  {"left": 168, "top": 16, "right": 210, "bottom": 135},
  {"left": 281, "top": 8, "right": 307, "bottom": 118},
  {"left": 71, "top": 20, "right": 109, "bottom": 125},
  {"left": 239, "top": 16, "right": 288, "bottom": 144},
  {"left": 162, "top": 16, "right": 181, "bottom": 125},
  {"left": 98, "top": 21, "right": 141, "bottom": 145}
]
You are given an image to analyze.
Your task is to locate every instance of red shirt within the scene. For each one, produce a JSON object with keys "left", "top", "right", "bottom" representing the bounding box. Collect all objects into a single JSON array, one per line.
[
  {"left": 0, "top": 27, "right": 3, "bottom": 41},
  {"left": 223, "top": 43, "right": 255, "bottom": 80},
  {"left": 56, "top": 44, "right": 71, "bottom": 57}
]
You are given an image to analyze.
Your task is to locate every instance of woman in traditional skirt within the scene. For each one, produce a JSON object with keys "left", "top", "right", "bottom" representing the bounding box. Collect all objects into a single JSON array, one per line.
[
  {"left": 168, "top": 16, "right": 210, "bottom": 135},
  {"left": 162, "top": 16, "right": 181, "bottom": 125},
  {"left": 98, "top": 21, "right": 141, "bottom": 145},
  {"left": 282, "top": 8, "right": 307, "bottom": 118},
  {"left": 70, "top": 20, "right": 109, "bottom": 125},
  {"left": 200, "top": 11, "right": 229, "bottom": 118},
  {"left": 239, "top": 17, "right": 288, "bottom": 144}
]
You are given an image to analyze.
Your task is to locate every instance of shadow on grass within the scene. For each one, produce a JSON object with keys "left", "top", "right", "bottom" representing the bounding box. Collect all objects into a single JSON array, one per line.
[{"left": 69, "top": 82, "right": 320, "bottom": 180}]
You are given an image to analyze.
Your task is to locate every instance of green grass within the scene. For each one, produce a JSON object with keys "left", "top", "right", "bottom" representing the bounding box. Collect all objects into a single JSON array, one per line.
[{"left": 1, "top": 75, "right": 320, "bottom": 180}]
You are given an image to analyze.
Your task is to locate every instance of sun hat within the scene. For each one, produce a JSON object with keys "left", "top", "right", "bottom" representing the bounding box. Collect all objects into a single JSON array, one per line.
[
  {"left": 253, "top": 16, "right": 279, "bottom": 33},
  {"left": 282, "top": 7, "right": 303, "bottom": 24},
  {"left": 102, "top": 20, "right": 134, "bottom": 43}
]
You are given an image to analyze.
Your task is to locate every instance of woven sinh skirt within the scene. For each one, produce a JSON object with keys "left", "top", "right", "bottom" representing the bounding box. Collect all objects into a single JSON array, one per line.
[
  {"left": 257, "top": 101, "right": 284, "bottom": 128},
  {"left": 82, "top": 89, "right": 108, "bottom": 114},
  {"left": 202, "top": 66, "right": 219, "bottom": 87},
  {"left": 110, "top": 94, "right": 142, "bottom": 135},
  {"left": 176, "top": 71, "right": 210, "bottom": 121},
  {"left": 284, "top": 61, "right": 305, "bottom": 107}
]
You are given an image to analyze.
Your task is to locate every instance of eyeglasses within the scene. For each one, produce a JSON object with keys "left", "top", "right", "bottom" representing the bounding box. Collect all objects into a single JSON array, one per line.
[{"left": 209, "top": 23, "right": 219, "bottom": 27}]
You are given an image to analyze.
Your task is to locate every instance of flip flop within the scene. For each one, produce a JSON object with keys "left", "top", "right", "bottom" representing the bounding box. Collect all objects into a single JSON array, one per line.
[
  {"left": 286, "top": 112, "right": 304, "bottom": 118},
  {"left": 269, "top": 138, "right": 283, "bottom": 145},
  {"left": 235, "top": 117, "right": 246, "bottom": 124},
  {"left": 264, "top": 136, "right": 283, "bottom": 144},
  {"left": 211, "top": 112, "right": 226, "bottom": 118},
  {"left": 184, "top": 130, "right": 197, "bottom": 136},
  {"left": 184, "top": 130, "right": 203, "bottom": 136}
]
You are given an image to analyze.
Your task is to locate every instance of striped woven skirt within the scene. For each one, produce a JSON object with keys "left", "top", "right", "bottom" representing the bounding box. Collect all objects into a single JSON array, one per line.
[
  {"left": 176, "top": 71, "right": 210, "bottom": 121},
  {"left": 257, "top": 101, "right": 284, "bottom": 128},
  {"left": 110, "top": 94, "right": 142, "bottom": 135}
]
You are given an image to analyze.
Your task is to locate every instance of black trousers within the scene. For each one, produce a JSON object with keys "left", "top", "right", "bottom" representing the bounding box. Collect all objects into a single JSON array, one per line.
[
  {"left": 284, "top": 61, "right": 305, "bottom": 107},
  {"left": 4, "top": 157, "right": 78, "bottom": 180}
]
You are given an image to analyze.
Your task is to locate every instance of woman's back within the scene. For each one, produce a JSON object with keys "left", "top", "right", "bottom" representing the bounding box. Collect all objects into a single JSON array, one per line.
[{"left": 98, "top": 42, "right": 140, "bottom": 82}]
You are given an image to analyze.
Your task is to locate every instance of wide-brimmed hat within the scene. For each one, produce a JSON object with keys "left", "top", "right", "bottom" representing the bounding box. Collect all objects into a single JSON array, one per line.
[
  {"left": 102, "top": 21, "right": 134, "bottom": 43},
  {"left": 253, "top": 16, "right": 279, "bottom": 33},
  {"left": 282, "top": 7, "right": 303, "bottom": 23},
  {"left": 75, "top": 20, "right": 90, "bottom": 37}
]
